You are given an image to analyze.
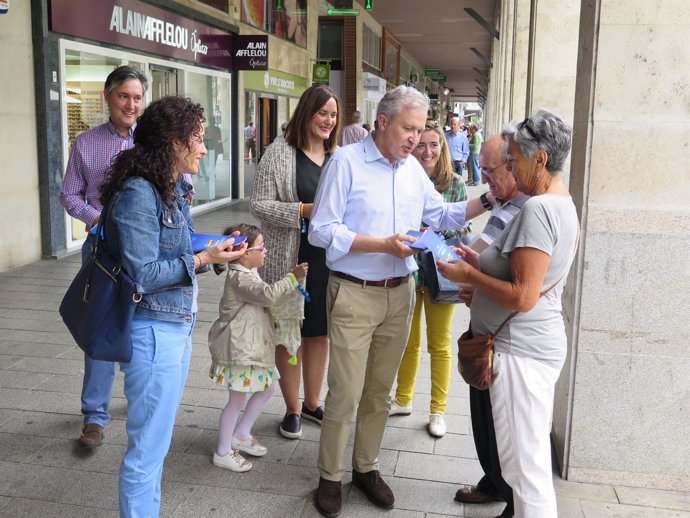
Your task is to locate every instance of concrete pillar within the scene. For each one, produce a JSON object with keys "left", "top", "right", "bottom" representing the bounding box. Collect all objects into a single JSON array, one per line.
[{"left": 559, "top": 0, "right": 690, "bottom": 490}]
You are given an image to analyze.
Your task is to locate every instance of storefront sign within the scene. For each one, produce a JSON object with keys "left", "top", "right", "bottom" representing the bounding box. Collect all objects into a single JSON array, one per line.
[
  {"left": 232, "top": 35, "right": 268, "bottom": 71},
  {"left": 50, "top": 0, "right": 233, "bottom": 69},
  {"left": 312, "top": 63, "right": 330, "bottom": 85},
  {"left": 244, "top": 69, "right": 308, "bottom": 97}
]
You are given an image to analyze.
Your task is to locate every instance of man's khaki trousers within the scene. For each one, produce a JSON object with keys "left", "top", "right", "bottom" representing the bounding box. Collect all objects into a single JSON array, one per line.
[{"left": 317, "top": 274, "right": 415, "bottom": 481}]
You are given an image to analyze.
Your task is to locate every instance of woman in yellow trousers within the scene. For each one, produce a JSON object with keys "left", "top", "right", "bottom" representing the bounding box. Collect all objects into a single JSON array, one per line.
[{"left": 390, "top": 121, "right": 469, "bottom": 437}]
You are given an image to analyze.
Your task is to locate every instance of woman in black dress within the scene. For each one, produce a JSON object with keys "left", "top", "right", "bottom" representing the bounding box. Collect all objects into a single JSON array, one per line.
[{"left": 250, "top": 85, "right": 341, "bottom": 439}]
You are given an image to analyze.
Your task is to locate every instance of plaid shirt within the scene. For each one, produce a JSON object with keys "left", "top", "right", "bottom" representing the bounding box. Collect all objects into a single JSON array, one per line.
[{"left": 59, "top": 121, "right": 134, "bottom": 227}]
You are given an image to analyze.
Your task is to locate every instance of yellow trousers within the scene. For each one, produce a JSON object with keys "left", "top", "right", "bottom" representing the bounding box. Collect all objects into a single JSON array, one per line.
[{"left": 395, "top": 288, "right": 455, "bottom": 414}]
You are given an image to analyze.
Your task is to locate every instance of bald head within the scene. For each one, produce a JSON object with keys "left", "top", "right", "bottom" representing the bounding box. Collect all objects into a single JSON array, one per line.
[{"left": 479, "top": 135, "right": 519, "bottom": 202}]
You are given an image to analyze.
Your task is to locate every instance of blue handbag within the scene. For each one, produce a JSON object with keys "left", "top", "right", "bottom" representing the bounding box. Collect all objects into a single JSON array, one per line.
[{"left": 59, "top": 202, "right": 141, "bottom": 363}]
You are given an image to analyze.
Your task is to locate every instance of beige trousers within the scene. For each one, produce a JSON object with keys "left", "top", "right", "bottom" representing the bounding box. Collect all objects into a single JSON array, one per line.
[{"left": 317, "top": 274, "right": 415, "bottom": 481}]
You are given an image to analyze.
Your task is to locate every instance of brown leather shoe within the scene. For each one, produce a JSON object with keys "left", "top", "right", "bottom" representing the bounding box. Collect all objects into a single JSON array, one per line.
[
  {"left": 454, "top": 484, "right": 500, "bottom": 504},
  {"left": 78, "top": 423, "right": 104, "bottom": 448},
  {"left": 352, "top": 469, "right": 394, "bottom": 509},
  {"left": 314, "top": 477, "right": 342, "bottom": 517}
]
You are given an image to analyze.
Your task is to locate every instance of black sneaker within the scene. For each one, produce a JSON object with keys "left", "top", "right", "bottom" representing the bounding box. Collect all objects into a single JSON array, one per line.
[
  {"left": 301, "top": 403, "right": 325, "bottom": 426},
  {"left": 279, "top": 413, "right": 302, "bottom": 439}
]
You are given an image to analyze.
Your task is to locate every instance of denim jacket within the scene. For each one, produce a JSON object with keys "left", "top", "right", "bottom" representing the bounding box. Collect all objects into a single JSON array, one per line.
[{"left": 105, "top": 176, "right": 197, "bottom": 323}]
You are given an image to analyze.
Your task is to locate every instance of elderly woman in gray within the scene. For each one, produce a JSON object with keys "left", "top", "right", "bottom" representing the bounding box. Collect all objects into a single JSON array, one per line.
[{"left": 439, "top": 110, "right": 579, "bottom": 518}]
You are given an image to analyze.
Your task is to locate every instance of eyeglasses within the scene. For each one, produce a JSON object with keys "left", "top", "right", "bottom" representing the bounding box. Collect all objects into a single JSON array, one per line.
[
  {"left": 479, "top": 161, "right": 508, "bottom": 176},
  {"left": 247, "top": 242, "right": 267, "bottom": 251},
  {"left": 518, "top": 117, "right": 540, "bottom": 143}
]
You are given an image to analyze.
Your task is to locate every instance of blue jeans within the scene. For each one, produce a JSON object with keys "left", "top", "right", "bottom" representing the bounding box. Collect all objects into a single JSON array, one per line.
[
  {"left": 469, "top": 153, "right": 481, "bottom": 184},
  {"left": 452, "top": 160, "right": 465, "bottom": 177},
  {"left": 118, "top": 315, "right": 194, "bottom": 518},
  {"left": 80, "top": 233, "right": 116, "bottom": 427}
]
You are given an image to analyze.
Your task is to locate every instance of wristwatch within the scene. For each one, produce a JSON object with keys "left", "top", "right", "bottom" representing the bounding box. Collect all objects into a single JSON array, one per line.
[{"left": 480, "top": 193, "right": 492, "bottom": 211}]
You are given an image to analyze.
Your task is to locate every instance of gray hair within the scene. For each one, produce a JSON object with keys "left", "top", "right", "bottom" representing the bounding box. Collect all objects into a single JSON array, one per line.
[
  {"left": 376, "top": 85, "right": 429, "bottom": 121},
  {"left": 501, "top": 109, "right": 572, "bottom": 173},
  {"left": 104, "top": 65, "right": 148, "bottom": 95},
  {"left": 351, "top": 110, "right": 363, "bottom": 123}
]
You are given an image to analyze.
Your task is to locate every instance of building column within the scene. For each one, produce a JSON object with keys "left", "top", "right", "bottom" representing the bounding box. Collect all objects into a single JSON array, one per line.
[{"left": 558, "top": 0, "right": 690, "bottom": 490}]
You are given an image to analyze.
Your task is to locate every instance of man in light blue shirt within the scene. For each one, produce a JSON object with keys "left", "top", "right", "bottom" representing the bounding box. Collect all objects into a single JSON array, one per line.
[
  {"left": 446, "top": 117, "right": 470, "bottom": 181},
  {"left": 309, "top": 85, "right": 491, "bottom": 517}
]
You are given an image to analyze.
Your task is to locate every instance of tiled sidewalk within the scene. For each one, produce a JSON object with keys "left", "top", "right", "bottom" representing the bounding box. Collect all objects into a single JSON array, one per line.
[{"left": 0, "top": 198, "right": 687, "bottom": 517}]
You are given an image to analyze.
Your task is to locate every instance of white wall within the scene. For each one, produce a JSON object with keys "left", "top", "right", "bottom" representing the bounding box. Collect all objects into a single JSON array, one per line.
[{"left": 0, "top": 2, "right": 41, "bottom": 270}]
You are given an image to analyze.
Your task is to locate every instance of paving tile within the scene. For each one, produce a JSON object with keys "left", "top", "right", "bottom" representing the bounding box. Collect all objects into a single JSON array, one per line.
[
  {"left": 0, "top": 341, "right": 72, "bottom": 358},
  {"left": 381, "top": 425, "right": 436, "bottom": 454},
  {"left": 347, "top": 476, "right": 461, "bottom": 515},
  {"left": 0, "top": 370, "right": 44, "bottom": 389},
  {"left": 615, "top": 486, "right": 690, "bottom": 512},
  {"left": 0, "top": 432, "right": 48, "bottom": 463},
  {"left": 395, "top": 451, "right": 484, "bottom": 486},
  {"left": 0, "top": 498, "right": 119, "bottom": 518},
  {"left": 581, "top": 500, "right": 690, "bottom": 517},
  {"left": 432, "top": 431, "right": 478, "bottom": 459},
  {"left": 232, "top": 460, "right": 318, "bottom": 497},
  {"left": 169, "top": 485, "right": 306, "bottom": 518},
  {"left": 557, "top": 496, "right": 586, "bottom": 518},
  {"left": 554, "top": 479, "right": 618, "bottom": 503},
  {"left": 25, "top": 437, "right": 124, "bottom": 475},
  {"left": 0, "top": 409, "right": 82, "bottom": 439}
]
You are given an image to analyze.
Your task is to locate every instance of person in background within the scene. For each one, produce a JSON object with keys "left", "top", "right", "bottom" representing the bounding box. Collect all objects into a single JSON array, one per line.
[
  {"left": 244, "top": 121, "right": 256, "bottom": 159},
  {"left": 362, "top": 122, "right": 371, "bottom": 132},
  {"left": 100, "top": 95, "right": 246, "bottom": 517},
  {"left": 59, "top": 65, "right": 147, "bottom": 449},
  {"left": 274, "top": 121, "right": 288, "bottom": 144},
  {"left": 339, "top": 110, "right": 369, "bottom": 146},
  {"left": 438, "top": 110, "right": 579, "bottom": 518},
  {"left": 452, "top": 134, "right": 529, "bottom": 518},
  {"left": 468, "top": 123, "right": 484, "bottom": 185},
  {"left": 250, "top": 84, "right": 341, "bottom": 440},
  {"left": 308, "top": 85, "right": 492, "bottom": 517},
  {"left": 390, "top": 120, "right": 469, "bottom": 438},
  {"left": 445, "top": 116, "right": 470, "bottom": 182},
  {"left": 208, "top": 223, "right": 308, "bottom": 472}
]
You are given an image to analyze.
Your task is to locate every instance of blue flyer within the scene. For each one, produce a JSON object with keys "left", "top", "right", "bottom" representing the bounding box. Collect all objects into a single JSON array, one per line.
[
  {"left": 403, "top": 229, "right": 460, "bottom": 261},
  {"left": 191, "top": 234, "right": 246, "bottom": 253}
]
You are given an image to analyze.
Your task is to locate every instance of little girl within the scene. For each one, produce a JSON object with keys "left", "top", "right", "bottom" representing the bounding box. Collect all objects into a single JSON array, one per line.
[{"left": 208, "top": 223, "right": 308, "bottom": 472}]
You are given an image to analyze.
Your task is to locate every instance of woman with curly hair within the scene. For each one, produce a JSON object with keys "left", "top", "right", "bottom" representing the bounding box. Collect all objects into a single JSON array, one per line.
[
  {"left": 390, "top": 120, "right": 470, "bottom": 438},
  {"left": 100, "top": 95, "right": 247, "bottom": 517}
]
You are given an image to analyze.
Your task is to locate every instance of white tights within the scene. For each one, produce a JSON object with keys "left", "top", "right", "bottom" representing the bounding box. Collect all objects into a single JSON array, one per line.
[{"left": 217, "top": 383, "right": 274, "bottom": 456}]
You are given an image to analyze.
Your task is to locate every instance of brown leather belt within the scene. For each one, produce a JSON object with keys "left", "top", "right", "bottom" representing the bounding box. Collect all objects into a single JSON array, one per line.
[{"left": 332, "top": 271, "right": 410, "bottom": 288}]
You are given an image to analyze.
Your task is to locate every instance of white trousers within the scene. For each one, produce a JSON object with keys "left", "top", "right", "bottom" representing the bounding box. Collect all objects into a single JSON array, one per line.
[{"left": 490, "top": 352, "right": 562, "bottom": 518}]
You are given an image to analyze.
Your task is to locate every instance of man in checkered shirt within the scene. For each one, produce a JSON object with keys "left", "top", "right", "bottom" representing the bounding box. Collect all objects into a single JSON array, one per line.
[{"left": 59, "top": 65, "right": 148, "bottom": 450}]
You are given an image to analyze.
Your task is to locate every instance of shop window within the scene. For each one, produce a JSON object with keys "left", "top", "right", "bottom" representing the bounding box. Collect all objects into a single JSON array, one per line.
[
  {"left": 243, "top": 0, "right": 308, "bottom": 48},
  {"left": 362, "top": 24, "right": 381, "bottom": 70},
  {"left": 187, "top": 71, "right": 232, "bottom": 204}
]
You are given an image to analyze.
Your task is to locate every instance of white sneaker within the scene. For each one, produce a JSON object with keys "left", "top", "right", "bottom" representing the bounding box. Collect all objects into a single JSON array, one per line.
[
  {"left": 212, "top": 450, "right": 253, "bottom": 472},
  {"left": 428, "top": 413, "right": 446, "bottom": 437},
  {"left": 389, "top": 401, "right": 412, "bottom": 416},
  {"left": 232, "top": 436, "right": 268, "bottom": 457}
]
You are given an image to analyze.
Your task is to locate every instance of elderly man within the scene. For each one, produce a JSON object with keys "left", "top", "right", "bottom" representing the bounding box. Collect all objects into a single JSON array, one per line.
[
  {"left": 339, "top": 110, "right": 369, "bottom": 146},
  {"left": 308, "top": 85, "right": 493, "bottom": 517},
  {"left": 445, "top": 117, "right": 470, "bottom": 181},
  {"left": 59, "top": 65, "right": 148, "bottom": 448},
  {"left": 453, "top": 134, "right": 529, "bottom": 518}
]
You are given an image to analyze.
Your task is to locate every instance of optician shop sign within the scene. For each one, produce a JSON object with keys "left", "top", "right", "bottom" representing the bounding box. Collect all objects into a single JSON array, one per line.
[
  {"left": 244, "top": 69, "right": 308, "bottom": 97},
  {"left": 49, "top": 0, "right": 233, "bottom": 70}
]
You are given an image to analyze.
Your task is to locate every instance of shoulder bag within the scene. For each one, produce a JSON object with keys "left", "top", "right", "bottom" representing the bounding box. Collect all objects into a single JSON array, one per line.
[
  {"left": 59, "top": 201, "right": 141, "bottom": 363},
  {"left": 457, "top": 280, "right": 565, "bottom": 390}
]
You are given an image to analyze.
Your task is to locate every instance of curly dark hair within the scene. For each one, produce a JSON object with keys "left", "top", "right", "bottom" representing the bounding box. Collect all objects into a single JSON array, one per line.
[{"left": 100, "top": 96, "right": 205, "bottom": 206}]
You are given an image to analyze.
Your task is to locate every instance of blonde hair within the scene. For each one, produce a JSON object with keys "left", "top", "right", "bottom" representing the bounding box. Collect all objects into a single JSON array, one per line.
[{"left": 422, "top": 121, "right": 455, "bottom": 192}]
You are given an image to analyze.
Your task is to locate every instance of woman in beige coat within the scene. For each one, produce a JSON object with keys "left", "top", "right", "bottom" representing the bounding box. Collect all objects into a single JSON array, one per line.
[{"left": 250, "top": 84, "right": 341, "bottom": 439}]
